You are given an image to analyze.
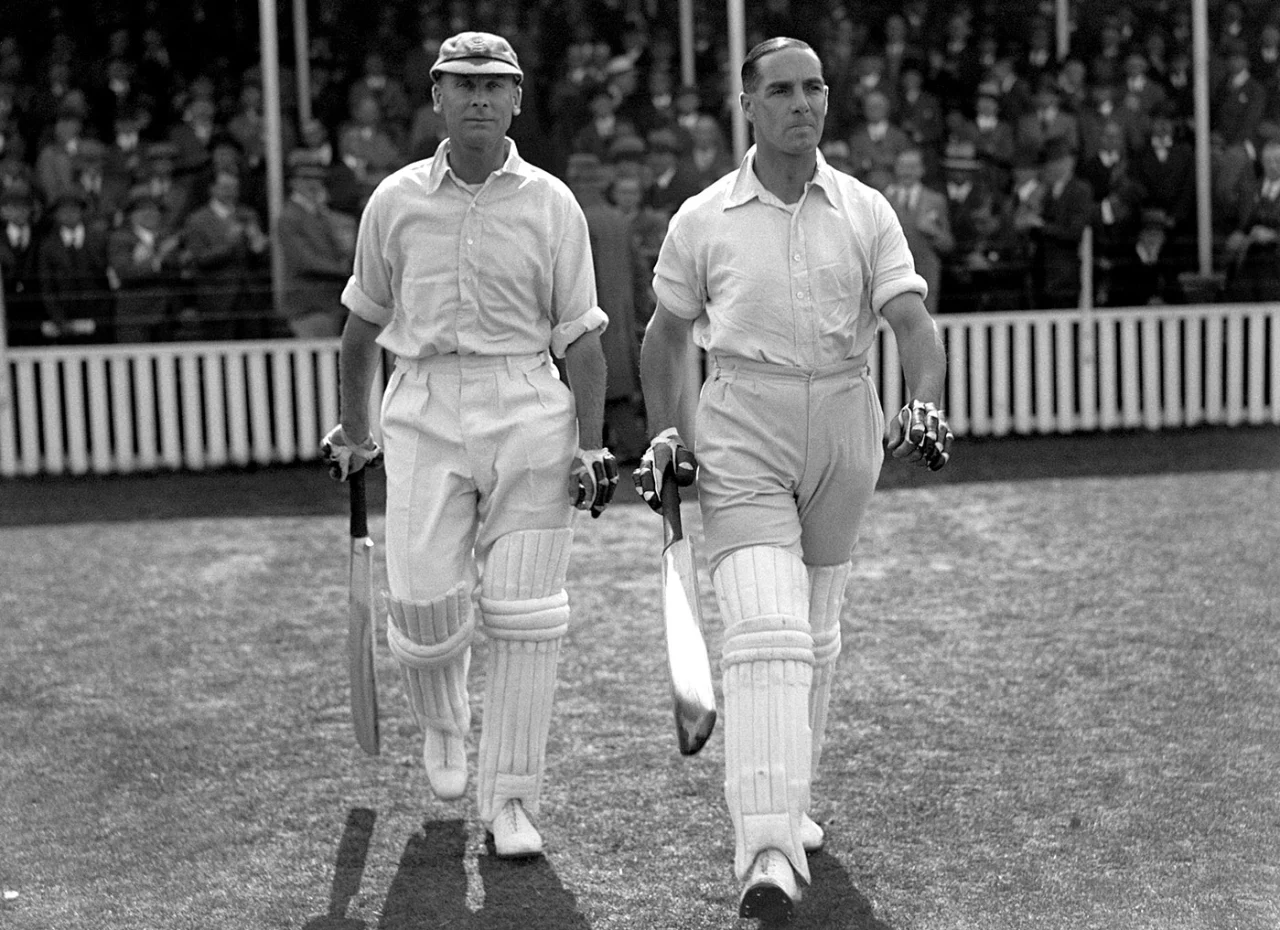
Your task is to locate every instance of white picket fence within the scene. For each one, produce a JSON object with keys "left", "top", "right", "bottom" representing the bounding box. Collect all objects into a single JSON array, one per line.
[{"left": 1, "top": 303, "right": 1277, "bottom": 478}]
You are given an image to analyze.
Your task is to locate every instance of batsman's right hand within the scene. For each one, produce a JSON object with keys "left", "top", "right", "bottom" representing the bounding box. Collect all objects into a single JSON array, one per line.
[
  {"left": 632, "top": 428, "right": 696, "bottom": 513},
  {"left": 320, "top": 425, "right": 384, "bottom": 481}
]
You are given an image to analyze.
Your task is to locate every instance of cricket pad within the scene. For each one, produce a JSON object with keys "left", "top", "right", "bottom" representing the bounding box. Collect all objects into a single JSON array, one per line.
[
  {"left": 386, "top": 583, "right": 475, "bottom": 738},
  {"left": 807, "top": 561, "right": 851, "bottom": 777},
  {"left": 476, "top": 528, "right": 573, "bottom": 825},
  {"left": 714, "top": 545, "right": 814, "bottom": 884}
]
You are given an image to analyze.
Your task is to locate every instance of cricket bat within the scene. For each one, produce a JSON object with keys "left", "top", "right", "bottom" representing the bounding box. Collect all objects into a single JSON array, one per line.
[
  {"left": 660, "top": 468, "right": 717, "bottom": 756},
  {"left": 348, "top": 468, "right": 380, "bottom": 756}
]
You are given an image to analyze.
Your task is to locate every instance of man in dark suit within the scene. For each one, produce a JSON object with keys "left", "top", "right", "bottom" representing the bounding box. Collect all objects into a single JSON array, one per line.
[
  {"left": 35, "top": 189, "right": 114, "bottom": 343},
  {"left": 1132, "top": 112, "right": 1196, "bottom": 301},
  {"left": 1, "top": 182, "right": 41, "bottom": 345},
  {"left": 277, "top": 161, "right": 354, "bottom": 338},
  {"left": 1078, "top": 122, "right": 1145, "bottom": 306},
  {"left": 1225, "top": 139, "right": 1280, "bottom": 302},
  {"left": 1026, "top": 138, "right": 1095, "bottom": 310},
  {"left": 1214, "top": 39, "right": 1268, "bottom": 148},
  {"left": 179, "top": 170, "right": 270, "bottom": 340},
  {"left": 107, "top": 186, "right": 183, "bottom": 343}
]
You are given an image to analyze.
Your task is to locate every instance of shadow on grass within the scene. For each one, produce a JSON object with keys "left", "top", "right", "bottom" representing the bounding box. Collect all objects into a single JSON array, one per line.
[
  {"left": 795, "top": 851, "right": 893, "bottom": 930},
  {"left": 378, "top": 819, "right": 590, "bottom": 930},
  {"left": 304, "top": 807, "right": 378, "bottom": 930}
]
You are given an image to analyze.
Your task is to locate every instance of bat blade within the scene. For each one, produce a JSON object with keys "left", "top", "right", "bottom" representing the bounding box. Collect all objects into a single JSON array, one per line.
[
  {"left": 348, "top": 470, "right": 380, "bottom": 756},
  {"left": 660, "top": 476, "right": 717, "bottom": 756}
]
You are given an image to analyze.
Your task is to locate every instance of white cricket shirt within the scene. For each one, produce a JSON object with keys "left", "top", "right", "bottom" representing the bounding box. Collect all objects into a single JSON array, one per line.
[{"left": 653, "top": 146, "right": 927, "bottom": 368}]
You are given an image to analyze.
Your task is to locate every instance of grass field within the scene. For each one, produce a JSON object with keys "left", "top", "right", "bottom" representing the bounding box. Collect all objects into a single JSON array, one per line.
[{"left": 2, "top": 427, "right": 1278, "bottom": 930}]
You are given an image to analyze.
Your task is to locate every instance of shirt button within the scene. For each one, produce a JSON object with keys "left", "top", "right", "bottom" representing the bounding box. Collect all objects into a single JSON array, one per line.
[
  {"left": 793, "top": 253, "right": 801, "bottom": 261},
  {"left": 467, "top": 238, "right": 474, "bottom": 245}
]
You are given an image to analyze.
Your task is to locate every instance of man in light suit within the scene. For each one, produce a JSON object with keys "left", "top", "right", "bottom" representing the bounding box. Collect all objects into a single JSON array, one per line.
[{"left": 885, "top": 147, "right": 954, "bottom": 314}]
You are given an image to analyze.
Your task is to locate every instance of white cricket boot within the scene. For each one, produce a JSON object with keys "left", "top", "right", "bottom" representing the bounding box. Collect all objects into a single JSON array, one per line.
[
  {"left": 800, "top": 815, "right": 825, "bottom": 853},
  {"left": 490, "top": 798, "right": 544, "bottom": 859}
]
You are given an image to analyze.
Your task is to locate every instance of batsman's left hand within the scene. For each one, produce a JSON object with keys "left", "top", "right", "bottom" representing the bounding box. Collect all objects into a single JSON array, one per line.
[
  {"left": 886, "top": 400, "right": 953, "bottom": 471},
  {"left": 320, "top": 425, "right": 384, "bottom": 481},
  {"left": 570, "top": 447, "right": 619, "bottom": 518}
]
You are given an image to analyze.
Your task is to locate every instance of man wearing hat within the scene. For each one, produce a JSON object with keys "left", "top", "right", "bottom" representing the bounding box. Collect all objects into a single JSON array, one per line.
[
  {"left": 108, "top": 185, "right": 183, "bottom": 342},
  {"left": 1, "top": 181, "right": 41, "bottom": 345},
  {"left": 1027, "top": 136, "right": 1094, "bottom": 309},
  {"left": 321, "top": 30, "right": 617, "bottom": 859},
  {"left": 35, "top": 187, "right": 114, "bottom": 343},
  {"left": 276, "top": 159, "right": 354, "bottom": 338}
]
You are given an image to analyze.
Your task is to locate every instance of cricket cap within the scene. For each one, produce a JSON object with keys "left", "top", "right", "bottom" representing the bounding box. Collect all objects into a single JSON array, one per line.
[{"left": 431, "top": 32, "right": 523, "bottom": 83}]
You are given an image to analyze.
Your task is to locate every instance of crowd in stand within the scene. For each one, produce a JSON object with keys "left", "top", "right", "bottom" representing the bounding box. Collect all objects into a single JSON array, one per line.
[{"left": 4, "top": 0, "right": 1280, "bottom": 350}]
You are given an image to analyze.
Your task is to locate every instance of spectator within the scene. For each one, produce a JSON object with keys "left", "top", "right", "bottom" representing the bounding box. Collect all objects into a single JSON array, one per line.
[
  {"left": 1214, "top": 39, "right": 1268, "bottom": 148},
  {"left": 1211, "top": 129, "right": 1260, "bottom": 249},
  {"left": 896, "top": 63, "right": 945, "bottom": 179},
  {"left": 136, "top": 141, "right": 191, "bottom": 237},
  {"left": 1025, "top": 138, "right": 1095, "bottom": 310},
  {"left": 632, "top": 66, "right": 678, "bottom": 138},
  {"left": 880, "top": 14, "right": 921, "bottom": 91},
  {"left": 940, "top": 145, "right": 1026, "bottom": 312},
  {"left": 338, "top": 93, "right": 404, "bottom": 202},
  {"left": 608, "top": 161, "right": 668, "bottom": 331},
  {"left": 179, "top": 170, "right": 270, "bottom": 340},
  {"left": 644, "top": 126, "right": 701, "bottom": 216},
  {"left": 1079, "top": 122, "right": 1146, "bottom": 306},
  {"left": 0, "top": 82, "right": 26, "bottom": 165},
  {"left": 103, "top": 103, "right": 150, "bottom": 196},
  {"left": 91, "top": 56, "right": 146, "bottom": 142},
  {"left": 276, "top": 161, "right": 354, "bottom": 338},
  {"left": 1132, "top": 111, "right": 1196, "bottom": 300},
  {"left": 401, "top": 8, "right": 448, "bottom": 112},
  {"left": 1016, "top": 82, "right": 1080, "bottom": 166},
  {"left": 572, "top": 84, "right": 632, "bottom": 160},
  {"left": 71, "top": 138, "right": 126, "bottom": 236},
  {"left": 346, "top": 50, "right": 412, "bottom": 141},
  {"left": 847, "top": 89, "right": 910, "bottom": 191},
  {"left": 107, "top": 186, "right": 183, "bottom": 343},
  {"left": 293, "top": 118, "right": 362, "bottom": 217},
  {"left": 1225, "top": 139, "right": 1280, "bottom": 301},
  {"left": 1255, "top": 22, "right": 1280, "bottom": 78},
  {"left": 34, "top": 106, "right": 84, "bottom": 204},
  {"left": 1121, "top": 53, "right": 1168, "bottom": 120},
  {"left": 1, "top": 181, "right": 41, "bottom": 345},
  {"left": 970, "top": 81, "right": 1018, "bottom": 195},
  {"left": 1079, "top": 84, "right": 1147, "bottom": 163},
  {"left": 884, "top": 147, "right": 953, "bottom": 315},
  {"left": 683, "top": 114, "right": 735, "bottom": 190},
  {"left": 566, "top": 152, "right": 645, "bottom": 462},
  {"left": 1164, "top": 48, "right": 1195, "bottom": 120},
  {"left": 35, "top": 189, "right": 113, "bottom": 343},
  {"left": 1020, "top": 18, "right": 1057, "bottom": 87},
  {"left": 986, "top": 56, "right": 1035, "bottom": 124}
]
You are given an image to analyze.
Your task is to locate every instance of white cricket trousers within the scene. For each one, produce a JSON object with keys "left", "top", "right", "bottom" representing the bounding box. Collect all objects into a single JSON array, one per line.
[{"left": 379, "top": 352, "right": 578, "bottom": 601}]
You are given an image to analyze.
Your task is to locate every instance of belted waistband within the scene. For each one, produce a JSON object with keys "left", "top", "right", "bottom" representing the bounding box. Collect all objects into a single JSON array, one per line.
[
  {"left": 708, "top": 352, "right": 870, "bottom": 381},
  {"left": 395, "top": 352, "right": 549, "bottom": 376}
]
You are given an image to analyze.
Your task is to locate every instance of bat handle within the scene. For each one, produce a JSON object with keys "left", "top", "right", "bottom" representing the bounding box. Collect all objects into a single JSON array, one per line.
[
  {"left": 349, "top": 468, "right": 368, "bottom": 539},
  {"left": 660, "top": 463, "right": 683, "bottom": 542}
]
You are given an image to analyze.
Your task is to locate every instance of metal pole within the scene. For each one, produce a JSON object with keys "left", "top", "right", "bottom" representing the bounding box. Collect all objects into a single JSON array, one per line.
[
  {"left": 1055, "top": 0, "right": 1070, "bottom": 61},
  {"left": 293, "top": 0, "right": 311, "bottom": 126},
  {"left": 259, "top": 0, "right": 287, "bottom": 323},
  {"left": 679, "top": 0, "right": 695, "bottom": 89},
  {"left": 1191, "top": 0, "right": 1212, "bottom": 276},
  {"left": 727, "top": 0, "right": 747, "bottom": 161}
]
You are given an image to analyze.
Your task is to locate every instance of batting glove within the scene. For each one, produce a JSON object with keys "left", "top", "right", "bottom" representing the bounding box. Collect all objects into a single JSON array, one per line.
[
  {"left": 570, "top": 447, "right": 620, "bottom": 518},
  {"left": 886, "top": 400, "right": 954, "bottom": 472},
  {"left": 632, "top": 428, "right": 696, "bottom": 513},
  {"left": 320, "top": 425, "right": 384, "bottom": 481}
]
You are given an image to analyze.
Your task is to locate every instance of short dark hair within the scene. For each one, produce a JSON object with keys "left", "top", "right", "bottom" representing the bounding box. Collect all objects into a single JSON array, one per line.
[{"left": 741, "top": 37, "right": 817, "bottom": 94}]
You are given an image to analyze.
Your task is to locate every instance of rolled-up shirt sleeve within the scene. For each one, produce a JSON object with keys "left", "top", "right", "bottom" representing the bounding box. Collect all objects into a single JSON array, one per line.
[
  {"left": 546, "top": 196, "right": 605, "bottom": 356},
  {"left": 341, "top": 192, "right": 394, "bottom": 328},
  {"left": 868, "top": 194, "right": 929, "bottom": 313}
]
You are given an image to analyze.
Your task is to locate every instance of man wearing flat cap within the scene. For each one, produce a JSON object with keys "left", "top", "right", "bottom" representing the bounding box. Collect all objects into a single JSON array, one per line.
[
  {"left": 35, "top": 187, "right": 113, "bottom": 343},
  {"left": 322, "top": 30, "right": 617, "bottom": 860}
]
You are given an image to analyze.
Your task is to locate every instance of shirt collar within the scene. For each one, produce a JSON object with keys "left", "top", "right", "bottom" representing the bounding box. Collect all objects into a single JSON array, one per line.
[
  {"left": 424, "top": 137, "right": 527, "bottom": 195},
  {"left": 723, "top": 146, "right": 838, "bottom": 210}
]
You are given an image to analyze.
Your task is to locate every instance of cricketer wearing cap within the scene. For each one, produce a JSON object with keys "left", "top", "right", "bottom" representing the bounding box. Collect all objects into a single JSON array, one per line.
[
  {"left": 634, "top": 38, "right": 954, "bottom": 922},
  {"left": 322, "top": 30, "right": 619, "bottom": 859}
]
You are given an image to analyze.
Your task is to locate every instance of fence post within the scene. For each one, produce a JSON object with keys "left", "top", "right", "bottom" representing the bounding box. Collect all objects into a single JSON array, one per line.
[{"left": 1078, "top": 227, "right": 1097, "bottom": 429}]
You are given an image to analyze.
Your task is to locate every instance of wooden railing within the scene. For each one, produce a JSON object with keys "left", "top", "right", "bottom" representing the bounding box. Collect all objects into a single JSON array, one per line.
[{"left": 2, "top": 303, "right": 1277, "bottom": 478}]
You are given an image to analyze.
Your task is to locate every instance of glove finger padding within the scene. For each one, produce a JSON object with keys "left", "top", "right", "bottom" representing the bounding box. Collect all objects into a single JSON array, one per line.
[
  {"left": 571, "top": 448, "right": 619, "bottom": 518},
  {"left": 887, "top": 401, "right": 952, "bottom": 471},
  {"left": 632, "top": 429, "right": 695, "bottom": 513},
  {"left": 320, "top": 425, "right": 384, "bottom": 481}
]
